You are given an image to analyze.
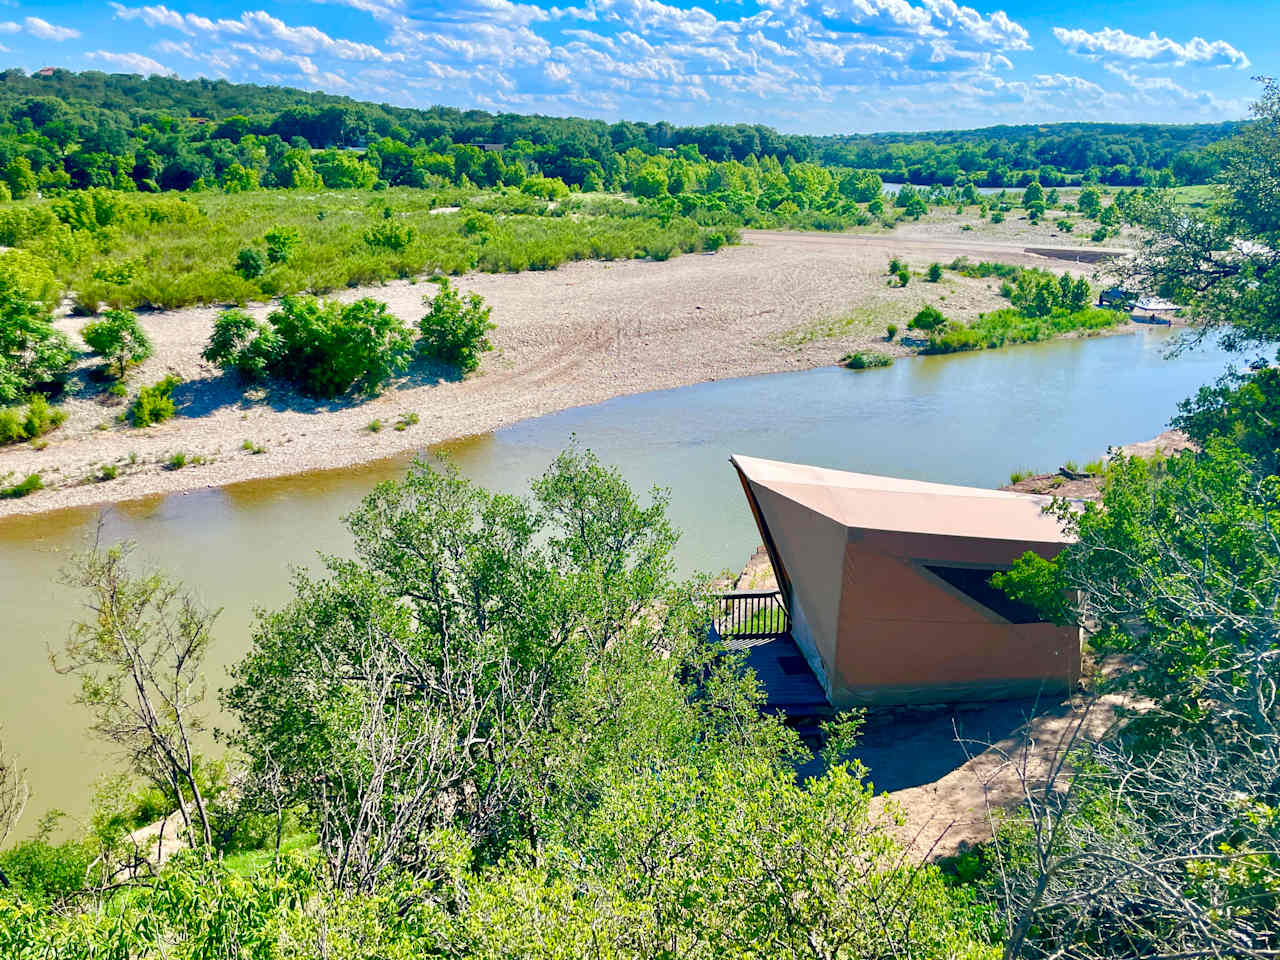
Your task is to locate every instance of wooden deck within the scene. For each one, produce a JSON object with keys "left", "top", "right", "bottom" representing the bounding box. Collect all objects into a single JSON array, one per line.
[{"left": 714, "top": 627, "right": 831, "bottom": 717}]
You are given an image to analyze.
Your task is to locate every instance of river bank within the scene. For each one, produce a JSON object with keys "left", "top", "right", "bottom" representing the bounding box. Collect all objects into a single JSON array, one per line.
[{"left": 1, "top": 226, "right": 1134, "bottom": 518}]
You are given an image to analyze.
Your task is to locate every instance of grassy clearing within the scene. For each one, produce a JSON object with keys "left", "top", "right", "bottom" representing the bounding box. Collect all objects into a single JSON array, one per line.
[
  {"left": 777, "top": 303, "right": 891, "bottom": 346},
  {"left": 0, "top": 188, "right": 737, "bottom": 314}
]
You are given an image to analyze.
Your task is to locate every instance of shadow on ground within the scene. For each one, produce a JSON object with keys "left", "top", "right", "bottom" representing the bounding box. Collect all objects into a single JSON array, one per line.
[{"left": 171, "top": 360, "right": 463, "bottom": 420}]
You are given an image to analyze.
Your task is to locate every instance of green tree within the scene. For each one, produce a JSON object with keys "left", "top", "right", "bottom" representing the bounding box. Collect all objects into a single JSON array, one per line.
[
  {"left": 80, "top": 308, "right": 152, "bottom": 378},
  {"left": 4, "top": 157, "right": 37, "bottom": 200},
  {"left": 202, "top": 309, "right": 280, "bottom": 382},
  {"left": 267, "top": 295, "right": 414, "bottom": 397},
  {"left": 417, "top": 279, "right": 495, "bottom": 373},
  {"left": 0, "top": 275, "right": 72, "bottom": 404},
  {"left": 908, "top": 304, "right": 947, "bottom": 333}
]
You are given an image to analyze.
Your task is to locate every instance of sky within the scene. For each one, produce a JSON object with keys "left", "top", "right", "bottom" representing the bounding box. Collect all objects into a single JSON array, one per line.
[{"left": 3, "top": 0, "right": 1269, "bottom": 134}]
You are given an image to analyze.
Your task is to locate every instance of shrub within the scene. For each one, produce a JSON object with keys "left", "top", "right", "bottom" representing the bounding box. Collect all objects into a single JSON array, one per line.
[
  {"left": 1091, "top": 226, "right": 1108, "bottom": 242},
  {"left": 233, "top": 247, "right": 265, "bottom": 279},
  {"left": 80, "top": 308, "right": 152, "bottom": 378},
  {"left": 0, "top": 472, "right": 42, "bottom": 498},
  {"left": 418, "top": 279, "right": 495, "bottom": 374},
  {"left": 0, "top": 394, "right": 67, "bottom": 445},
  {"left": 922, "top": 306, "right": 1123, "bottom": 355},
  {"left": 991, "top": 210, "right": 1005, "bottom": 224},
  {"left": 896, "top": 266, "right": 910, "bottom": 287},
  {"left": 129, "top": 374, "right": 181, "bottom": 427},
  {"left": 203, "top": 309, "right": 280, "bottom": 382},
  {"left": 841, "top": 350, "right": 893, "bottom": 370},
  {"left": 363, "top": 221, "right": 415, "bottom": 251},
  {"left": 165, "top": 451, "right": 189, "bottom": 470},
  {"left": 0, "top": 249, "right": 61, "bottom": 308},
  {"left": 886, "top": 323, "right": 898, "bottom": 340},
  {"left": 263, "top": 226, "right": 300, "bottom": 264},
  {"left": 926, "top": 262, "right": 943, "bottom": 282},
  {"left": 269, "top": 296, "right": 415, "bottom": 397},
  {"left": 0, "top": 275, "right": 73, "bottom": 404},
  {"left": 909, "top": 305, "right": 948, "bottom": 333},
  {"left": 887, "top": 257, "right": 902, "bottom": 275}
]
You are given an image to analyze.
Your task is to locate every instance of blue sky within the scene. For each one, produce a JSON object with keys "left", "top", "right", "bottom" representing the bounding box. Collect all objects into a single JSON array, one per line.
[{"left": 4, "top": 0, "right": 1269, "bottom": 133}]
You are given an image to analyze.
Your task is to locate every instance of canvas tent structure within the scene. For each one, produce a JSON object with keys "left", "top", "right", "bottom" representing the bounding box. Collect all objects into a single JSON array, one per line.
[{"left": 731, "top": 455, "right": 1081, "bottom": 708}]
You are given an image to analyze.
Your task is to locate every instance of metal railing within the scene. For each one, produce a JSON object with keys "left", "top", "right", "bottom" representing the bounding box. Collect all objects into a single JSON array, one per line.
[{"left": 715, "top": 590, "right": 790, "bottom": 641}]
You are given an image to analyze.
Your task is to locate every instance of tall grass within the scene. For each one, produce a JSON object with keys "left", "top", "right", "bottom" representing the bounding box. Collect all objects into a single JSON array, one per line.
[
  {"left": 922, "top": 307, "right": 1124, "bottom": 354},
  {"left": 0, "top": 187, "right": 737, "bottom": 313}
]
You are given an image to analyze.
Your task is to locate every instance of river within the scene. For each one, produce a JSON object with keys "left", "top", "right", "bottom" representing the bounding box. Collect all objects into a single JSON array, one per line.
[{"left": 0, "top": 328, "right": 1235, "bottom": 836}]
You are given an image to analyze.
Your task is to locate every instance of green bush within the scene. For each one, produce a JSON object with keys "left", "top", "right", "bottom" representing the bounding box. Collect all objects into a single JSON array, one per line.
[
  {"left": 896, "top": 266, "right": 910, "bottom": 287},
  {"left": 0, "top": 817, "right": 95, "bottom": 902},
  {"left": 922, "top": 306, "right": 1123, "bottom": 355},
  {"left": 909, "top": 305, "right": 948, "bottom": 333},
  {"left": 234, "top": 247, "right": 265, "bottom": 279},
  {"left": 926, "top": 262, "right": 943, "bottom": 282},
  {"left": 0, "top": 394, "right": 67, "bottom": 445},
  {"left": 0, "top": 249, "right": 61, "bottom": 308},
  {"left": 80, "top": 308, "right": 153, "bottom": 378},
  {"left": 264, "top": 227, "right": 301, "bottom": 264},
  {"left": 887, "top": 257, "right": 902, "bottom": 275},
  {"left": 0, "top": 276, "right": 74, "bottom": 404},
  {"left": 0, "top": 472, "right": 43, "bottom": 498},
  {"left": 203, "top": 309, "right": 280, "bottom": 382},
  {"left": 363, "top": 221, "right": 415, "bottom": 252},
  {"left": 841, "top": 350, "right": 894, "bottom": 369},
  {"left": 269, "top": 296, "right": 415, "bottom": 397},
  {"left": 886, "top": 323, "right": 898, "bottom": 340},
  {"left": 418, "top": 279, "right": 495, "bottom": 374},
  {"left": 130, "top": 374, "right": 181, "bottom": 427}
]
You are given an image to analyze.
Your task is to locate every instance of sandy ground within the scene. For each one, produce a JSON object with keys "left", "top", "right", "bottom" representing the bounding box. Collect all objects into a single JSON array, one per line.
[{"left": 0, "top": 220, "right": 1132, "bottom": 518}]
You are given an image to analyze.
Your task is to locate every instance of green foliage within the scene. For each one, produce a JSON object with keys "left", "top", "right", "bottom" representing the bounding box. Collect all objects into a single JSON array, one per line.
[
  {"left": 417, "top": 279, "right": 495, "bottom": 373},
  {"left": 1005, "top": 268, "right": 1091, "bottom": 318},
  {"left": 1174, "top": 365, "right": 1280, "bottom": 474},
  {"left": 896, "top": 266, "right": 910, "bottom": 287},
  {"left": 947, "top": 257, "right": 1021, "bottom": 280},
  {"left": 909, "top": 304, "right": 948, "bottom": 333},
  {"left": 264, "top": 226, "right": 301, "bottom": 265},
  {"left": 927, "top": 262, "right": 943, "bottom": 282},
  {"left": 233, "top": 246, "right": 265, "bottom": 280},
  {"left": 0, "top": 275, "right": 73, "bottom": 404},
  {"left": 0, "top": 472, "right": 42, "bottom": 499},
  {"left": 0, "top": 250, "right": 61, "bottom": 309},
  {"left": 886, "top": 322, "right": 898, "bottom": 340},
  {"left": 841, "top": 350, "right": 893, "bottom": 369},
  {"left": 0, "top": 814, "right": 95, "bottom": 904},
  {"left": 271, "top": 296, "right": 414, "bottom": 397},
  {"left": 362, "top": 220, "right": 415, "bottom": 252},
  {"left": 202, "top": 309, "right": 280, "bottom": 382},
  {"left": 0, "top": 394, "right": 67, "bottom": 446},
  {"left": 922, "top": 306, "right": 1122, "bottom": 354},
  {"left": 129, "top": 374, "right": 181, "bottom": 427},
  {"left": 80, "top": 308, "right": 153, "bottom": 377}
]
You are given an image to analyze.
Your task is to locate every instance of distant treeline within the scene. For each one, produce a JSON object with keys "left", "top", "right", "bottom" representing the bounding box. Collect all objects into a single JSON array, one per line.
[{"left": 0, "top": 68, "right": 1240, "bottom": 202}]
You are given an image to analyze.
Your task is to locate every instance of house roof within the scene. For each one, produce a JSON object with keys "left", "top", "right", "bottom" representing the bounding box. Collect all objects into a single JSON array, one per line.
[{"left": 730, "top": 454, "right": 1072, "bottom": 544}]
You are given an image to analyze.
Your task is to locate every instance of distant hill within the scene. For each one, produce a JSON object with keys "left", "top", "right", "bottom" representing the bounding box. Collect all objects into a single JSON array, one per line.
[{"left": 0, "top": 67, "right": 1240, "bottom": 188}]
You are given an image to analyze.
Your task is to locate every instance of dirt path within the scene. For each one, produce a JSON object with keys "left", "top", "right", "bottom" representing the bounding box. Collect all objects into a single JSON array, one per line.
[{"left": 0, "top": 226, "right": 1130, "bottom": 518}]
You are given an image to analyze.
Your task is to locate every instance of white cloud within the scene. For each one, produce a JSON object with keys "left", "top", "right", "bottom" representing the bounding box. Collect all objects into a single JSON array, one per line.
[
  {"left": 1053, "top": 26, "right": 1249, "bottom": 69},
  {"left": 24, "top": 16, "right": 80, "bottom": 41},
  {"left": 85, "top": 50, "right": 171, "bottom": 74}
]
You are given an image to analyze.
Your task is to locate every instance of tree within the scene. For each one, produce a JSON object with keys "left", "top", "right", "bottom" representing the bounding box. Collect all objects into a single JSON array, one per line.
[
  {"left": 909, "top": 305, "right": 947, "bottom": 333},
  {"left": 4, "top": 157, "right": 37, "bottom": 200},
  {"left": 927, "top": 262, "right": 943, "bottom": 282},
  {"left": 418, "top": 279, "right": 495, "bottom": 373},
  {"left": 80, "top": 308, "right": 152, "bottom": 378},
  {"left": 265, "top": 295, "right": 414, "bottom": 397},
  {"left": 0, "top": 275, "right": 72, "bottom": 404},
  {"left": 54, "top": 542, "right": 217, "bottom": 849},
  {"left": 0, "top": 730, "right": 28, "bottom": 888},
  {"left": 1127, "top": 78, "right": 1280, "bottom": 349},
  {"left": 1077, "top": 184, "right": 1101, "bottom": 219},
  {"left": 1020, "top": 180, "right": 1044, "bottom": 208},
  {"left": 202, "top": 309, "right": 280, "bottom": 382}
]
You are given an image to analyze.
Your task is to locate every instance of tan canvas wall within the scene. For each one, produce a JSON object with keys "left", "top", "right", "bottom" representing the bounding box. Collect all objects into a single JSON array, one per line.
[
  {"left": 830, "top": 530, "right": 1078, "bottom": 705},
  {"left": 750, "top": 483, "right": 847, "bottom": 698},
  {"left": 732, "top": 455, "right": 1080, "bottom": 708}
]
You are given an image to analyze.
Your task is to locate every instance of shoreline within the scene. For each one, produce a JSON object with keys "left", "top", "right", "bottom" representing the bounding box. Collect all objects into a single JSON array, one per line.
[{"left": 0, "top": 226, "right": 1137, "bottom": 520}]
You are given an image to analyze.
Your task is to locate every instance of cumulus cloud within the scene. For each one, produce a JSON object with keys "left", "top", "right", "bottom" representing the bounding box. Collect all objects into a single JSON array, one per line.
[
  {"left": 24, "top": 16, "right": 80, "bottom": 41},
  {"left": 1053, "top": 26, "right": 1249, "bottom": 68},
  {"left": 86, "top": 50, "right": 171, "bottom": 74}
]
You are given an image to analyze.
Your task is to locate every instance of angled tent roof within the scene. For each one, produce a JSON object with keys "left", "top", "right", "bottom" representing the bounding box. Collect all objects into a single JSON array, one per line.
[
  {"left": 730, "top": 455, "right": 1080, "bottom": 707},
  {"left": 730, "top": 455, "right": 1072, "bottom": 545}
]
